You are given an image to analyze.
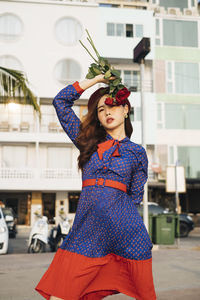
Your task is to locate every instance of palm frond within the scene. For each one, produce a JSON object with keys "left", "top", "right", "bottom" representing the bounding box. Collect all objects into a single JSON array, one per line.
[{"left": 0, "top": 66, "right": 41, "bottom": 119}]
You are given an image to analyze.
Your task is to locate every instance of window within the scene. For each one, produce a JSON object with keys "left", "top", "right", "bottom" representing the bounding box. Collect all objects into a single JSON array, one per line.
[
  {"left": 136, "top": 107, "right": 141, "bottom": 121},
  {"left": 126, "top": 24, "right": 133, "bottom": 38},
  {"left": 163, "top": 20, "right": 198, "bottom": 47},
  {"left": 124, "top": 70, "right": 140, "bottom": 91},
  {"left": 178, "top": 146, "right": 200, "bottom": 179},
  {"left": 160, "top": 0, "right": 188, "bottom": 11},
  {"left": 107, "top": 23, "right": 143, "bottom": 38},
  {"left": 166, "top": 61, "right": 199, "bottom": 94},
  {"left": 47, "top": 147, "right": 72, "bottom": 168},
  {"left": 0, "top": 13, "right": 23, "bottom": 41},
  {"left": 169, "top": 146, "right": 174, "bottom": 164},
  {"left": 130, "top": 107, "right": 134, "bottom": 122},
  {"left": 157, "top": 103, "right": 164, "bottom": 129},
  {"left": 2, "top": 146, "right": 27, "bottom": 168},
  {"left": 156, "top": 19, "right": 160, "bottom": 36},
  {"left": 54, "top": 59, "right": 81, "bottom": 85},
  {"left": 116, "top": 23, "right": 124, "bottom": 36},
  {"left": 135, "top": 24, "right": 143, "bottom": 38},
  {"left": 165, "top": 103, "right": 200, "bottom": 130},
  {"left": 55, "top": 17, "right": 82, "bottom": 45},
  {"left": 0, "top": 55, "right": 22, "bottom": 70},
  {"left": 175, "top": 62, "right": 199, "bottom": 94},
  {"left": 107, "top": 23, "right": 115, "bottom": 36}
]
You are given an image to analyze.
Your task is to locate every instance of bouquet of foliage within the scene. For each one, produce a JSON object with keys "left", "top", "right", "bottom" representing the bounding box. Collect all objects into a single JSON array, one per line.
[{"left": 79, "top": 30, "right": 130, "bottom": 105}]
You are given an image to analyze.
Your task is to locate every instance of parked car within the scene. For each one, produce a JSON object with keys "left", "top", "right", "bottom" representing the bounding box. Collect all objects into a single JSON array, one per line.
[
  {"left": 137, "top": 202, "right": 194, "bottom": 238},
  {"left": 0, "top": 207, "right": 9, "bottom": 254},
  {"left": 2, "top": 207, "right": 17, "bottom": 238}
]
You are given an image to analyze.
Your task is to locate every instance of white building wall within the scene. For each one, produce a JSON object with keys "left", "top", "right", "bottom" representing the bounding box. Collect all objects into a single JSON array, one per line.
[{"left": 97, "top": 7, "right": 155, "bottom": 60}]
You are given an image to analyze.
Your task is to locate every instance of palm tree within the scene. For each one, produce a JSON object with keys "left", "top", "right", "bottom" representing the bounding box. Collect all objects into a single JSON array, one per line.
[{"left": 0, "top": 66, "right": 41, "bottom": 118}]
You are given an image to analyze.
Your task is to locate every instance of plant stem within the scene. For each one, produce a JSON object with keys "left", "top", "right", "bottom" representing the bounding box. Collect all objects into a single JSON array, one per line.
[
  {"left": 79, "top": 40, "right": 99, "bottom": 63},
  {"left": 86, "top": 29, "right": 101, "bottom": 59}
]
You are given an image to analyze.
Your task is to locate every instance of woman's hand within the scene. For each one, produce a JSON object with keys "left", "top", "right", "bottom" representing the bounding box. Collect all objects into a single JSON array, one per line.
[
  {"left": 95, "top": 74, "right": 116, "bottom": 84},
  {"left": 79, "top": 74, "right": 116, "bottom": 91}
]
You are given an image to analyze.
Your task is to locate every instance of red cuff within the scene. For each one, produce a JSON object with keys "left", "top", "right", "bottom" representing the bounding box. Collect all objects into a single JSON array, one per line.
[{"left": 73, "top": 81, "right": 85, "bottom": 95}]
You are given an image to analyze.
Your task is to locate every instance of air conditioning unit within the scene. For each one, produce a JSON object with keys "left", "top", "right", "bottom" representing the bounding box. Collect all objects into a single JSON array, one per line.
[
  {"left": 167, "top": 7, "right": 182, "bottom": 16},
  {"left": 183, "top": 8, "right": 198, "bottom": 16},
  {"left": 155, "top": 7, "right": 166, "bottom": 14}
]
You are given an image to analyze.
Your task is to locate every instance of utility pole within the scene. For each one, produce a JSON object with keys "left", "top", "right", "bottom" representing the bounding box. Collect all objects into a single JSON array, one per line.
[{"left": 133, "top": 38, "right": 150, "bottom": 230}]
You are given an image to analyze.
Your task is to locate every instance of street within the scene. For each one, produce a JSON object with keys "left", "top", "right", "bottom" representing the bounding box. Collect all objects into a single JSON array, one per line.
[{"left": 0, "top": 227, "right": 200, "bottom": 300}]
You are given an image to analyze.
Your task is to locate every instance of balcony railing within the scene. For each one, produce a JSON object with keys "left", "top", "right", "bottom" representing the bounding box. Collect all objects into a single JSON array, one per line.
[{"left": 0, "top": 168, "right": 80, "bottom": 180}]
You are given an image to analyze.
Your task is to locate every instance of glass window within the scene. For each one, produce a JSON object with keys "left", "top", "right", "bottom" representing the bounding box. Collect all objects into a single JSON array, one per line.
[
  {"left": 116, "top": 24, "right": 124, "bottom": 36},
  {"left": 167, "top": 62, "right": 172, "bottom": 80},
  {"left": 136, "top": 107, "right": 141, "bottom": 121},
  {"left": 185, "top": 104, "right": 200, "bottom": 129},
  {"left": 133, "top": 71, "right": 140, "bottom": 89},
  {"left": 167, "top": 82, "right": 173, "bottom": 93},
  {"left": 160, "top": 0, "right": 188, "bottom": 11},
  {"left": 155, "top": 38, "right": 160, "bottom": 45},
  {"left": 2, "top": 146, "right": 27, "bottom": 168},
  {"left": 175, "top": 62, "right": 199, "bottom": 94},
  {"left": 135, "top": 24, "right": 143, "bottom": 38},
  {"left": 130, "top": 107, "right": 134, "bottom": 122},
  {"left": 0, "top": 13, "right": 23, "bottom": 42},
  {"left": 165, "top": 103, "right": 184, "bottom": 129},
  {"left": 169, "top": 146, "right": 174, "bottom": 164},
  {"left": 157, "top": 103, "right": 162, "bottom": 122},
  {"left": 126, "top": 24, "right": 133, "bottom": 38},
  {"left": 178, "top": 147, "right": 200, "bottom": 179},
  {"left": 124, "top": 70, "right": 140, "bottom": 91},
  {"left": 47, "top": 147, "right": 72, "bottom": 168},
  {"left": 0, "top": 55, "right": 22, "bottom": 70},
  {"left": 165, "top": 103, "right": 200, "bottom": 129},
  {"left": 55, "top": 17, "right": 82, "bottom": 45},
  {"left": 107, "top": 23, "right": 115, "bottom": 36},
  {"left": 163, "top": 20, "right": 198, "bottom": 47},
  {"left": 54, "top": 59, "right": 81, "bottom": 85},
  {"left": 156, "top": 19, "right": 160, "bottom": 36},
  {"left": 124, "top": 70, "right": 132, "bottom": 87}
]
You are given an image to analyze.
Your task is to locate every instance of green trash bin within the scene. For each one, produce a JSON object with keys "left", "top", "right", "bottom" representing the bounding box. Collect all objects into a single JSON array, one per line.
[
  {"left": 174, "top": 214, "right": 180, "bottom": 238},
  {"left": 148, "top": 214, "right": 153, "bottom": 241},
  {"left": 154, "top": 214, "right": 175, "bottom": 245}
]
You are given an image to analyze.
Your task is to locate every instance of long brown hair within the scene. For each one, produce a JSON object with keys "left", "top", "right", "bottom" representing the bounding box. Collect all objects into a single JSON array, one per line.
[{"left": 76, "top": 87, "right": 133, "bottom": 170}]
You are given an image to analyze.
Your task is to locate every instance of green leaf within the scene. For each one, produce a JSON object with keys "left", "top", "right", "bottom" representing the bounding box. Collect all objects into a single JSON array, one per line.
[
  {"left": 112, "top": 78, "right": 121, "bottom": 86},
  {"left": 111, "top": 69, "right": 121, "bottom": 77},
  {"left": 86, "top": 72, "right": 95, "bottom": 79},
  {"left": 99, "top": 57, "right": 106, "bottom": 67},
  {"left": 104, "top": 70, "right": 111, "bottom": 79},
  {"left": 109, "top": 85, "right": 115, "bottom": 93},
  {"left": 92, "top": 67, "right": 101, "bottom": 75}
]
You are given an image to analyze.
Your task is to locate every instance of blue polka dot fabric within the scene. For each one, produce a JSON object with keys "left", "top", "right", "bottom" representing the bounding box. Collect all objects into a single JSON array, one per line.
[{"left": 53, "top": 84, "right": 153, "bottom": 261}]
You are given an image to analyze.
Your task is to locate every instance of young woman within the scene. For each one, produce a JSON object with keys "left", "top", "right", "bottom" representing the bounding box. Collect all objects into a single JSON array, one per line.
[{"left": 36, "top": 74, "right": 156, "bottom": 300}]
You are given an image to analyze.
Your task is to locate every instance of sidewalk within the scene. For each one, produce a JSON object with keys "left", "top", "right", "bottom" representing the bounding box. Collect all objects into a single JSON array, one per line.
[{"left": 1, "top": 227, "right": 199, "bottom": 300}]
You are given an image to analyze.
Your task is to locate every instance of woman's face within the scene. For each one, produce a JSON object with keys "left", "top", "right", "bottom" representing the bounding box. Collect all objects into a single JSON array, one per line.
[{"left": 97, "top": 95, "right": 129, "bottom": 131}]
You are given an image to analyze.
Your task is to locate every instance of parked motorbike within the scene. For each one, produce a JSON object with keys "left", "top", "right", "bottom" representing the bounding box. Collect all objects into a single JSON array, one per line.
[
  {"left": 48, "top": 214, "right": 71, "bottom": 252},
  {"left": 27, "top": 214, "right": 48, "bottom": 253}
]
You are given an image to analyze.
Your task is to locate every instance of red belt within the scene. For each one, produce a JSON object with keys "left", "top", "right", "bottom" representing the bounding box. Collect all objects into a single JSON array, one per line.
[{"left": 82, "top": 178, "right": 127, "bottom": 193}]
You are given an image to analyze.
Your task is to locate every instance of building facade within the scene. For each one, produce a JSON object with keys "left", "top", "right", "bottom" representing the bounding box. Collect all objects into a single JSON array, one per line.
[{"left": 0, "top": 0, "right": 199, "bottom": 225}]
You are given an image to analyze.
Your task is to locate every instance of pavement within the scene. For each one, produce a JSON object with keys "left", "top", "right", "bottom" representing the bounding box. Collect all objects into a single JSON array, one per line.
[{"left": 0, "top": 227, "right": 200, "bottom": 300}]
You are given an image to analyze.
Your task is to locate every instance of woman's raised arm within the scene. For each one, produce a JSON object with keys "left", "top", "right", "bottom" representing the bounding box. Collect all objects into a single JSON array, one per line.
[{"left": 53, "top": 76, "right": 107, "bottom": 148}]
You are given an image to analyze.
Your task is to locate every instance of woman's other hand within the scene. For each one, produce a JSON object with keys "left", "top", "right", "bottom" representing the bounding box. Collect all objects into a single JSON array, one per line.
[{"left": 79, "top": 74, "right": 116, "bottom": 91}]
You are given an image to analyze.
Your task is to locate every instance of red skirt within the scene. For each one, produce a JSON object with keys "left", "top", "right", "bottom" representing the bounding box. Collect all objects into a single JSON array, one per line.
[{"left": 35, "top": 248, "right": 156, "bottom": 300}]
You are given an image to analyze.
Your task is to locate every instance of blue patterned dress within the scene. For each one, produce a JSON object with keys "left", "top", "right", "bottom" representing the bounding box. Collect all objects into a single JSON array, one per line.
[{"left": 36, "top": 82, "right": 157, "bottom": 300}]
